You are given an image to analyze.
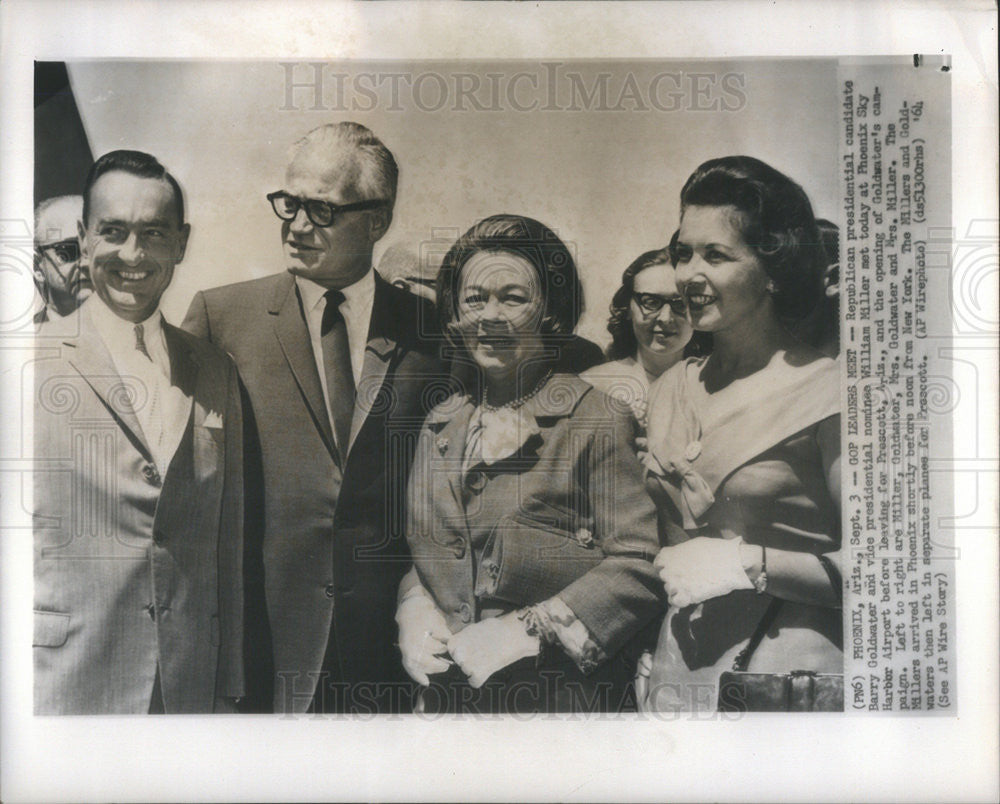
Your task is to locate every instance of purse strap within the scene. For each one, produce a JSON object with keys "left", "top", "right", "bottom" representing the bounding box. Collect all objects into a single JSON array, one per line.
[{"left": 731, "top": 597, "right": 784, "bottom": 672}]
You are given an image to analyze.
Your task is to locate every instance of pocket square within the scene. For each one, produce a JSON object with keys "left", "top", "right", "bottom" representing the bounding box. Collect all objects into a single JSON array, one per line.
[{"left": 202, "top": 411, "right": 224, "bottom": 429}]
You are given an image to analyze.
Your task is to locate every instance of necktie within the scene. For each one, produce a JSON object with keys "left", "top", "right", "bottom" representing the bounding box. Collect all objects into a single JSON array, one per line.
[
  {"left": 132, "top": 322, "right": 166, "bottom": 470},
  {"left": 134, "top": 323, "right": 152, "bottom": 360},
  {"left": 321, "top": 289, "right": 356, "bottom": 457}
]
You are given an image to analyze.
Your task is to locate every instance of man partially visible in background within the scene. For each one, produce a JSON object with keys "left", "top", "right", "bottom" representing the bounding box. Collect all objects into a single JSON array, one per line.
[{"left": 32, "top": 194, "right": 92, "bottom": 324}]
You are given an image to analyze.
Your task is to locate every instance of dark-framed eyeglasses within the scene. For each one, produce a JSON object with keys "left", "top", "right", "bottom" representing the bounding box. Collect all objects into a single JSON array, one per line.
[
  {"left": 267, "top": 191, "right": 385, "bottom": 228},
  {"left": 632, "top": 292, "right": 686, "bottom": 316},
  {"left": 37, "top": 239, "right": 81, "bottom": 266}
]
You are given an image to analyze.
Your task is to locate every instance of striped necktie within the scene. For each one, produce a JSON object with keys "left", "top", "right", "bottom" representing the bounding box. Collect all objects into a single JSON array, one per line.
[{"left": 134, "top": 323, "right": 152, "bottom": 360}]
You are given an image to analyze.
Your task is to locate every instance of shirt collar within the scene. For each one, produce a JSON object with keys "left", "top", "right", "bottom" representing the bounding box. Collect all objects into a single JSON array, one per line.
[
  {"left": 87, "top": 295, "right": 164, "bottom": 350},
  {"left": 296, "top": 269, "right": 375, "bottom": 312}
]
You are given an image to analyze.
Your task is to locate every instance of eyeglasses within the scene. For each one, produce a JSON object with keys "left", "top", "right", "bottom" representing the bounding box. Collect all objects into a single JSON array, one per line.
[
  {"left": 267, "top": 191, "right": 385, "bottom": 228},
  {"left": 37, "top": 238, "right": 80, "bottom": 266},
  {"left": 632, "top": 292, "right": 687, "bottom": 316}
]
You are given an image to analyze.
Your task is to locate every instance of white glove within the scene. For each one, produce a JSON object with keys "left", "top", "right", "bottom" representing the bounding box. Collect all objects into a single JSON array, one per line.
[
  {"left": 633, "top": 650, "right": 653, "bottom": 712},
  {"left": 446, "top": 611, "right": 540, "bottom": 689},
  {"left": 395, "top": 586, "right": 453, "bottom": 686},
  {"left": 653, "top": 536, "right": 754, "bottom": 608}
]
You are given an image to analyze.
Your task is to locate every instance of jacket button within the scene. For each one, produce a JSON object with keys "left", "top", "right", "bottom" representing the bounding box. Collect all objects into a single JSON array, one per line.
[
  {"left": 465, "top": 470, "right": 486, "bottom": 493},
  {"left": 141, "top": 463, "right": 161, "bottom": 487},
  {"left": 324, "top": 584, "right": 335, "bottom": 599},
  {"left": 458, "top": 602, "right": 473, "bottom": 623},
  {"left": 452, "top": 542, "right": 466, "bottom": 559}
]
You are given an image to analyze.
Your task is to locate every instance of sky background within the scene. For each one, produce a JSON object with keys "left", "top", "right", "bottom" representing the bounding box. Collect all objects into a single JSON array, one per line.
[{"left": 67, "top": 58, "right": 838, "bottom": 346}]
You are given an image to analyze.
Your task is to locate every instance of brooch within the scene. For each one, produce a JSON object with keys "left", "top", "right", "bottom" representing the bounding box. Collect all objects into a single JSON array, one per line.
[{"left": 435, "top": 436, "right": 449, "bottom": 455}]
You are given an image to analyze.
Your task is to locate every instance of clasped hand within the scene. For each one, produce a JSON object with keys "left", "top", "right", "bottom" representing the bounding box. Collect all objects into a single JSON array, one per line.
[
  {"left": 653, "top": 535, "right": 754, "bottom": 608},
  {"left": 446, "top": 611, "right": 540, "bottom": 688},
  {"left": 397, "top": 592, "right": 541, "bottom": 688},
  {"left": 395, "top": 588, "right": 453, "bottom": 686}
]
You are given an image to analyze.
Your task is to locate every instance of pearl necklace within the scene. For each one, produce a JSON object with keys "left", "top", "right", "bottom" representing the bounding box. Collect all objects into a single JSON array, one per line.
[{"left": 481, "top": 369, "right": 554, "bottom": 413}]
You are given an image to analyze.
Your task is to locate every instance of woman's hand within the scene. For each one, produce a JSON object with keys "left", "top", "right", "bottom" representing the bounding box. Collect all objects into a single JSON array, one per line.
[
  {"left": 446, "top": 611, "right": 540, "bottom": 688},
  {"left": 395, "top": 588, "right": 453, "bottom": 686},
  {"left": 653, "top": 536, "right": 754, "bottom": 608}
]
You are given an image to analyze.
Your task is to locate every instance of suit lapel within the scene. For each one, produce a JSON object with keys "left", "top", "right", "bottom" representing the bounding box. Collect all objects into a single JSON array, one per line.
[
  {"left": 66, "top": 306, "right": 152, "bottom": 461},
  {"left": 347, "top": 278, "right": 401, "bottom": 455},
  {"left": 268, "top": 274, "right": 337, "bottom": 462},
  {"left": 163, "top": 323, "right": 198, "bottom": 400},
  {"left": 163, "top": 320, "right": 197, "bottom": 428}
]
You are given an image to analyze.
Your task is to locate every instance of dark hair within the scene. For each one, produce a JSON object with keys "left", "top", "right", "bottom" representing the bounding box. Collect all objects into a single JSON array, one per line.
[
  {"left": 606, "top": 237, "right": 711, "bottom": 361},
  {"left": 82, "top": 150, "right": 185, "bottom": 227},
  {"left": 436, "top": 214, "right": 583, "bottom": 344},
  {"left": 816, "top": 218, "right": 839, "bottom": 267},
  {"left": 606, "top": 248, "right": 670, "bottom": 360},
  {"left": 677, "top": 155, "right": 824, "bottom": 321}
]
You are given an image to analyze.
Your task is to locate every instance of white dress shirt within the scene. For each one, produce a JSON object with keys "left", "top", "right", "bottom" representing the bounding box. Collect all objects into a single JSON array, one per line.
[
  {"left": 295, "top": 270, "right": 375, "bottom": 433},
  {"left": 89, "top": 298, "right": 192, "bottom": 476}
]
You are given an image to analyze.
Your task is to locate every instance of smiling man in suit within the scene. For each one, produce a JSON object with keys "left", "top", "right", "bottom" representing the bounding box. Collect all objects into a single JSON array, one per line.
[
  {"left": 183, "top": 122, "right": 444, "bottom": 714},
  {"left": 33, "top": 150, "right": 245, "bottom": 714}
]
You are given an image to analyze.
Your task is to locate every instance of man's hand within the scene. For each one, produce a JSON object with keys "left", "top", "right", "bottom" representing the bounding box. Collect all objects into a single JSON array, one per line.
[{"left": 446, "top": 611, "right": 540, "bottom": 688}]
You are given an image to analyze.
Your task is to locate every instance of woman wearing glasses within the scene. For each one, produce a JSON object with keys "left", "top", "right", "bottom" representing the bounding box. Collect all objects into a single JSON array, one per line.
[
  {"left": 640, "top": 156, "right": 842, "bottom": 712},
  {"left": 581, "top": 243, "right": 708, "bottom": 422},
  {"left": 395, "top": 214, "right": 672, "bottom": 713}
]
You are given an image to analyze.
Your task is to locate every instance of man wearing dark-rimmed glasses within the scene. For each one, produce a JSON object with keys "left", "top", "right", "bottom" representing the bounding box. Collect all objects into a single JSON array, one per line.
[
  {"left": 183, "top": 122, "right": 444, "bottom": 714},
  {"left": 33, "top": 195, "right": 91, "bottom": 325}
]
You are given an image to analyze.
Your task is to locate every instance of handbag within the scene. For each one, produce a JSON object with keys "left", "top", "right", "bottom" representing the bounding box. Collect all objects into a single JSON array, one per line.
[
  {"left": 716, "top": 598, "right": 844, "bottom": 712},
  {"left": 473, "top": 513, "right": 604, "bottom": 606}
]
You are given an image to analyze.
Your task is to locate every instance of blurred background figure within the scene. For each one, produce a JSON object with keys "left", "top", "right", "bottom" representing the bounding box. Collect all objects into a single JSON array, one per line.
[
  {"left": 33, "top": 195, "right": 91, "bottom": 324},
  {"left": 582, "top": 239, "right": 709, "bottom": 422},
  {"left": 377, "top": 243, "right": 439, "bottom": 304}
]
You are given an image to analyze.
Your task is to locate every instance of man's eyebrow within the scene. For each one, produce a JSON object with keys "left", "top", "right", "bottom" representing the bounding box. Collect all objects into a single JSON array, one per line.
[{"left": 93, "top": 217, "right": 177, "bottom": 228}]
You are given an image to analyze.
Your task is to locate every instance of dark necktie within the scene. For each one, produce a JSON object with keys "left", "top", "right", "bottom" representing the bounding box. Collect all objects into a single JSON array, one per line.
[{"left": 321, "top": 289, "right": 355, "bottom": 457}]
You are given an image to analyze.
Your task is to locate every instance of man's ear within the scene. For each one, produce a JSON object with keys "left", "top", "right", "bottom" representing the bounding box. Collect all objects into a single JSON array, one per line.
[
  {"left": 175, "top": 223, "right": 191, "bottom": 262},
  {"left": 823, "top": 261, "right": 839, "bottom": 299},
  {"left": 368, "top": 207, "right": 392, "bottom": 244},
  {"left": 31, "top": 253, "right": 46, "bottom": 288}
]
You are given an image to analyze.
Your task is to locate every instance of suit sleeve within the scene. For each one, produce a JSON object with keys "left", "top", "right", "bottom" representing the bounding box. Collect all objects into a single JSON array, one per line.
[
  {"left": 215, "top": 355, "right": 246, "bottom": 701},
  {"left": 182, "top": 290, "right": 212, "bottom": 341},
  {"left": 554, "top": 408, "right": 668, "bottom": 661}
]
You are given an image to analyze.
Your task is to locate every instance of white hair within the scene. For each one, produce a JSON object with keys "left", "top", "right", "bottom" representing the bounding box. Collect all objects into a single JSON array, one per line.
[
  {"left": 34, "top": 195, "right": 84, "bottom": 243},
  {"left": 290, "top": 122, "right": 398, "bottom": 209}
]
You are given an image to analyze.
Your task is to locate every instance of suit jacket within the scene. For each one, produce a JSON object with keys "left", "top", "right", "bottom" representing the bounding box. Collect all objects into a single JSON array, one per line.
[
  {"left": 33, "top": 300, "right": 244, "bottom": 714},
  {"left": 405, "top": 374, "right": 671, "bottom": 661},
  {"left": 183, "top": 271, "right": 445, "bottom": 713}
]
